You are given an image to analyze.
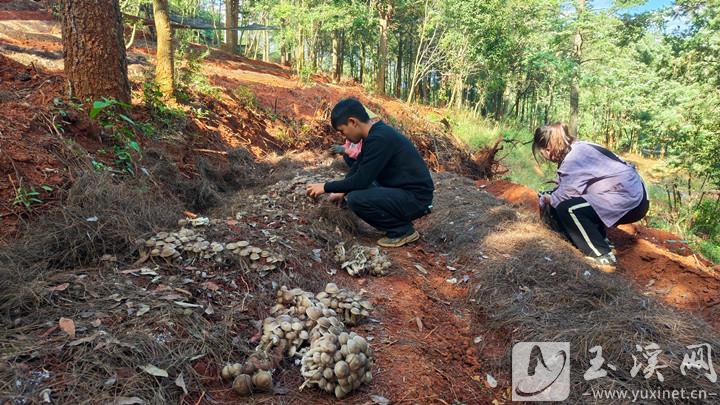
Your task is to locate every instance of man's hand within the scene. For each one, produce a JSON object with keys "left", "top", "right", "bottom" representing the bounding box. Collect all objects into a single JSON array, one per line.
[
  {"left": 329, "top": 145, "right": 345, "bottom": 155},
  {"left": 328, "top": 192, "right": 346, "bottom": 206},
  {"left": 306, "top": 183, "right": 326, "bottom": 198}
]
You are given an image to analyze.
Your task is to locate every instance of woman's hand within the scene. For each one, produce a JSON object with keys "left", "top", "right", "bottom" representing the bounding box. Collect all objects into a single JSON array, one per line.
[
  {"left": 538, "top": 192, "right": 551, "bottom": 209},
  {"left": 329, "top": 145, "right": 346, "bottom": 155}
]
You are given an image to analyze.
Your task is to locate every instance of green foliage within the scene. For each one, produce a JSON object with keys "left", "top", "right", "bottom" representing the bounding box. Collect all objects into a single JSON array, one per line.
[
  {"left": 298, "top": 65, "right": 313, "bottom": 84},
  {"left": 142, "top": 82, "right": 187, "bottom": 138},
  {"left": 11, "top": 185, "right": 52, "bottom": 211},
  {"left": 175, "top": 46, "right": 220, "bottom": 98},
  {"left": 92, "top": 160, "right": 111, "bottom": 172},
  {"left": 232, "top": 85, "right": 258, "bottom": 110},
  {"left": 692, "top": 199, "right": 720, "bottom": 243},
  {"left": 88, "top": 97, "right": 141, "bottom": 175},
  {"left": 699, "top": 240, "right": 720, "bottom": 265},
  {"left": 448, "top": 111, "right": 555, "bottom": 190}
]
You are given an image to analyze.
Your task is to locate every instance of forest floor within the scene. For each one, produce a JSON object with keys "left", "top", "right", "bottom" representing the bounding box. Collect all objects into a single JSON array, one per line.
[{"left": 2, "top": 4, "right": 720, "bottom": 405}]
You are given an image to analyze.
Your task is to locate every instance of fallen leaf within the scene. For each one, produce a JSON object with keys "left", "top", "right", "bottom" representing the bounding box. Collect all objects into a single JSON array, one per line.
[
  {"left": 100, "top": 254, "right": 117, "bottom": 262},
  {"left": 104, "top": 376, "right": 117, "bottom": 386},
  {"left": 140, "top": 268, "right": 158, "bottom": 276},
  {"left": 173, "top": 301, "right": 202, "bottom": 308},
  {"left": 113, "top": 397, "right": 144, "bottom": 405},
  {"left": 370, "top": 395, "right": 390, "bottom": 405},
  {"left": 48, "top": 283, "right": 69, "bottom": 292},
  {"left": 204, "top": 304, "right": 215, "bottom": 315},
  {"left": 201, "top": 281, "right": 220, "bottom": 291},
  {"left": 68, "top": 332, "right": 103, "bottom": 346},
  {"left": 136, "top": 304, "right": 150, "bottom": 317},
  {"left": 414, "top": 264, "right": 428, "bottom": 274},
  {"left": 40, "top": 388, "right": 51, "bottom": 403},
  {"left": 91, "top": 319, "right": 102, "bottom": 327},
  {"left": 159, "top": 294, "right": 184, "bottom": 301},
  {"left": 415, "top": 316, "right": 424, "bottom": 332},
  {"left": 141, "top": 364, "right": 168, "bottom": 378},
  {"left": 175, "top": 373, "right": 188, "bottom": 395},
  {"left": 174, "top": 288, "right": 193, "bottom": 296},
  {"left": 59, "top": 317, "right": 76, "bottom": 338},
  {"left": 486, "top": 373, "right": 498, "bottom": 388},
  {"left": 39, "top": 326, "right": 58, "bottom": 337}
]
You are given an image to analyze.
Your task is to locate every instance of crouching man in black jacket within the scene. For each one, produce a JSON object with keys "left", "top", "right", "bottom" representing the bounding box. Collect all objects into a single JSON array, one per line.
[{"left": 306, "top": 98, "right": 434, "bottom": 248}]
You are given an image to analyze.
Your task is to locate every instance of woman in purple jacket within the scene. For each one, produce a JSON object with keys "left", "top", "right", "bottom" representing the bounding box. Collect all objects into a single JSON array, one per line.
[{"left": 533, "top": 123, "right": 649, "bottom": 267}]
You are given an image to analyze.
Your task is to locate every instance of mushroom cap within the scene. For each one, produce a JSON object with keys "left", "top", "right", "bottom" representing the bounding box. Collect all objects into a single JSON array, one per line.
[
  {"left": 251, "top": 370, "right": 273, "bottom": 391},
  {"left": 334, "top": 361, "right": 350, "bottom": 379},
  {"left": 232, "top": 374, "right": 253, "bottom": 396}
]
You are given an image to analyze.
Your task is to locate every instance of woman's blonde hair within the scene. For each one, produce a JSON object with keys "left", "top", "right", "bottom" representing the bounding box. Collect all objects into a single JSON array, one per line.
[{"left": 532, "top": 122, "right": 575, "bottom": 163}]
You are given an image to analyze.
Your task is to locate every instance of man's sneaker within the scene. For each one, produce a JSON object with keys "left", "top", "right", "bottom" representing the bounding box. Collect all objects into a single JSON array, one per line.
[{"left": 377, "top": 230, "right": 420, "bottom": 248}]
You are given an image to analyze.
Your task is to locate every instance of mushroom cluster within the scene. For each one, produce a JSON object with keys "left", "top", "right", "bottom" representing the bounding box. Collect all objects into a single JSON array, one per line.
[
  {"left": 221, "top": 352, "right": 275, "bottom": 396},
  {"left": 259, "top": 313, "right": 313, "bottom": 358},
  {"left": 305, "top": 310, "right": 346, "bottom": 346},
  {"left": 235, "top": 283, "right": 374, "bottom": 399},
  {"left": 315, "top": 283, "right": 372, "bottom": 326},
  {"left": 334, "top": 243, "right": 392, "bottom": 277},
  {"left": 136, "top": 225, "right": 284, "bottom": 274},
  {"left": 300, "top": 332, "right": 373, "bottom": 399},
  {"left": 273, "top": 286, "right": 317, "bottom": 317},
  {"left": 226, "top": 242, "right": 284, "bottom": 275},
  {"left": 138, "top": 228, "right": 216, "bottom": 261},
  {"left": 262, "top": 286, "right": 343, "bottom": 357},
  {"left": 177, "top": 217, "right": 221, "bottom": 227}
]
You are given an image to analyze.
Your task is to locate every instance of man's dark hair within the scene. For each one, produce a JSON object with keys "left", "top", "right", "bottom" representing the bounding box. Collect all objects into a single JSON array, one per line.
[{"left": 330, "top": 98, "right": 370, "bottom": 130}]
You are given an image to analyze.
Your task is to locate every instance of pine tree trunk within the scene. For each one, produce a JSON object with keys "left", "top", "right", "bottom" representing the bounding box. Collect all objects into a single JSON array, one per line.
[
  {"left": 394, "top": 35, "right": 402, "bottom": 98},
  {"left": 338, "top": 32, "right": 345, "bottom": 81},
  {"left": 332, "top": 30, "right": 343, "bottom": 83},
  {"left": 349, "top": 48, "right": 356, "bottom": 80},
  {"left": 309, "top": 21, "right": 319, "bottom": 71},
  {"left": 263, "top": 16, "right": 270, "bottom": 62},
  {"left": 153, "top": 0, "right": 174, "bottom": 99},
  {"left": 376, "top": 2, "right": 393, "bottom": 95},
  {"left": 224, "top": 0, "right": 238, "bottom": 53},
  {"left": 454, "top": 75, "right": 464, "bottom": 109},
  {"left": 61, "top": 0, "right": 130, "bottom": 103},
  {"left": 295, "top": 26, "right": 305, "bottom": 74},
  {"left": 377, "top": 17, "right": 388, "bottom": 94},
  {"left": 569, "top": 0, "right": 585, "bottom": 137},
  {"left": 359, "top": 44, "right": 365, "bottom": 83}
]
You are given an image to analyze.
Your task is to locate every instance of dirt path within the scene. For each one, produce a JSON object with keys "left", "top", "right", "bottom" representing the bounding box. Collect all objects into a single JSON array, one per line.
[
  {"left": 477, "top": 178, "right": 720, "bottom": 331},
  {"left": 355, "top": 243, "right": 493, "bottom": 404}
]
